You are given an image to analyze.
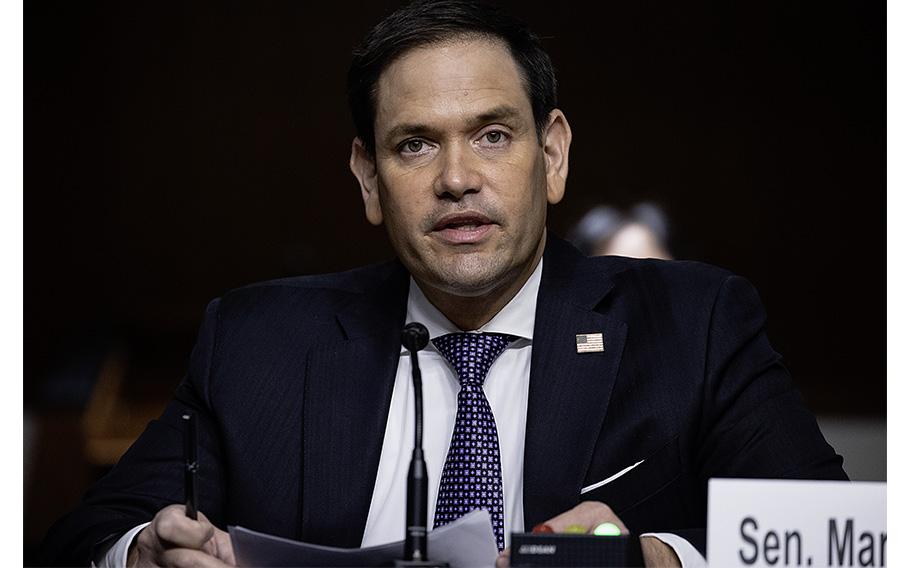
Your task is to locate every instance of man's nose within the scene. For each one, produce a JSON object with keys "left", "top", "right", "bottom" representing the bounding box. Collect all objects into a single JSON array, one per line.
[{"left": 434, "top": 143, "right": 482, "bottom": 200}]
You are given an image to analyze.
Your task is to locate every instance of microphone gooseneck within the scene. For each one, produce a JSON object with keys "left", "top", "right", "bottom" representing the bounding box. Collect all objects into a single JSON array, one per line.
[
  {"left": 398, "top": 322, "right": 444, "bottom": 566},
  {"left": 402, "top": 322, "right": 430, "bottom": 448}
]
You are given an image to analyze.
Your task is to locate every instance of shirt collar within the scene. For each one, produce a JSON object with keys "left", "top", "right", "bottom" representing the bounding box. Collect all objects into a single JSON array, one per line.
[{"left": 403, "top": 257, "right": 542, "bottom": 350}]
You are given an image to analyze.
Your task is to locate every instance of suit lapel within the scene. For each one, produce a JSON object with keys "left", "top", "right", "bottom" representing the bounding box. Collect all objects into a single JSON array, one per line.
[
  {"left": 300, "top": 263, "right": 409, "bottom": 547},
  {"left": 523, "top": 237, "right": 629, "bottom": 529}
]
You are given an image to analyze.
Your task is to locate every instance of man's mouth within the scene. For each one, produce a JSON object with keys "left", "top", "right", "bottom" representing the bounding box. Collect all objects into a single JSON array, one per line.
[
  {"left": 431, "top": 212, "right": 496, "bottom": 243},
  {"left": 432, "top": 212, "right": 494, "bottom": 231}
]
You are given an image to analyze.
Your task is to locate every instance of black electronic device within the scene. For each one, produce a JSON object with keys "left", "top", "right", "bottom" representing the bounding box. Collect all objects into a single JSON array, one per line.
[{"left": 510, "top": 532, "right": 643, "bottom": 567}]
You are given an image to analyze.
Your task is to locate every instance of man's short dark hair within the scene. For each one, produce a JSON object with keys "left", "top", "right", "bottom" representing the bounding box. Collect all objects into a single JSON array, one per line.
[{"left": 347, "top": 0, "right": 558, "bottom": 155}]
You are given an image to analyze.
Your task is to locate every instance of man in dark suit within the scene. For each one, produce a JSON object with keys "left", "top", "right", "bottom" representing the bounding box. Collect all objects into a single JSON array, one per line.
[{"left": 41, "top": 1, "right": 846, "bottom": 566}]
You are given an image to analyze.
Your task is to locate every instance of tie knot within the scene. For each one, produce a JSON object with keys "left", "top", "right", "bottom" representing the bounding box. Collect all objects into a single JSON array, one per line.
[{"left": 432, "top": 332, "right": 516, "bottom": 387}]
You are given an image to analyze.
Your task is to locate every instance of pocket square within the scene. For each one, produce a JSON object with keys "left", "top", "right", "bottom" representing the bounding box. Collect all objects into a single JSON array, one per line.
[{"left": 580, "top": 459, "right": 645, "bottom": 494}]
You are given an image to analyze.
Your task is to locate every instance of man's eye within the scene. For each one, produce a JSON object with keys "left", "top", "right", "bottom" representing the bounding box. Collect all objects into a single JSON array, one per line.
[
  {"left": 404, "top": 140, "right": 425, "bottom": 153},
  {"left": 485, "top": 131, "right": 503, "bottom": 144}
]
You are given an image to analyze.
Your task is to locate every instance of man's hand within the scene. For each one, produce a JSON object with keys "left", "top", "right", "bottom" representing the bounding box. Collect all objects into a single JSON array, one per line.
[
  {"left": 495, "top": 501, "right": 681, "bottom": 567},
  {"left": 127, "top": 504, "right": 235, "bottom": 567},
  {"left": 640, "top": 535, "right": 683, "bottom": 567},
  {"left": 536, "top": 500, "right": 630, "bottom": 535}
]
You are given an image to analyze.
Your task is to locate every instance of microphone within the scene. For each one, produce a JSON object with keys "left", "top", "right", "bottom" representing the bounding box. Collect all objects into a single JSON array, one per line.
[
  {"left": 401, "top": 322, "right": 430, "bottom": 352},
  {"left": 396, "top": 323, "right": 448, "bottom": 568}
]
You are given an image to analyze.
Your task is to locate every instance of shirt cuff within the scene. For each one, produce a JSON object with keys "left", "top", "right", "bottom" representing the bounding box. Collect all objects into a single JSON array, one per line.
[
  {"left": 92, "top": 522, "right": 151, "bottom": 568},
  {"left": 641, "top": 532, "right": 707, "bottom": 568}
]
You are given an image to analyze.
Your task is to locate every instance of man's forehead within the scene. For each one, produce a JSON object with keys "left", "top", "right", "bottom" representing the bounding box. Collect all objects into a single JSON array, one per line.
[{"left": 373, "top": 38, "right": 532, "bottom": 132}]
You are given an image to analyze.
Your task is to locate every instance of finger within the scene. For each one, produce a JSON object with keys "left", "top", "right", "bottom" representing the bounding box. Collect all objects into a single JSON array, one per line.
[
  {"left": 210, "top": 528, "right": 236, "bottom": 566},
  {"left": 543, "top": 501, "right": 629, "bottom": 535},
  {"left": 160, "top": 547, "right": 234, "bottom": 568},
  {"left": 153, "top": 506, "right": 216, "bottom": 550},
  {"left": 195, "top": 512, "right": 217, "bottom": 557},
  {"left": 195, "top": 511, "right": 228, "bottom": 559},
  {"left": 495, "top": 547, "right": 510, "bottom": 568}
]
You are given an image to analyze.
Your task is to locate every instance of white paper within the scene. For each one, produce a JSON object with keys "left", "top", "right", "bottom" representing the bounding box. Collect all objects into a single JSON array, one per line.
[{"left": 230, "top": 509, "right": 498, "bottom": 567}]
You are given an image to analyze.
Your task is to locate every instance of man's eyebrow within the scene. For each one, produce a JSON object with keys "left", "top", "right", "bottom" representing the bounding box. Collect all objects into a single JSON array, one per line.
[
  {"left": 383, "top": 123, "right": 434, "bottom": 147},
  {"left": 473, "top": 105, "right": 523, "bottom": 125},
  {"left": 381, "top": 105, "right": 526, "bottom": 147}
]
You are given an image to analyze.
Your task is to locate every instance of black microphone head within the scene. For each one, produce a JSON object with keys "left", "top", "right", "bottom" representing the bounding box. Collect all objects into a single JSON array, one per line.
[{"left": 401, "top": 322, "right": 430, "bottom": 352}]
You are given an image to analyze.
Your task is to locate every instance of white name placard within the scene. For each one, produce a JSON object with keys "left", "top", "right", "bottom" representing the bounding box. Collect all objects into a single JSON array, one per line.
[{"left": 708, "top": 479, "right": 886, "bottom": 567}]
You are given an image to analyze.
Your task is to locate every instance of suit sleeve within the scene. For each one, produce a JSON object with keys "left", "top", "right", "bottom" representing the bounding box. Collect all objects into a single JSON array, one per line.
[
  {"left": 39, "top": 299, "right": 228, "bottom": 567},
  {"left": 657, "top": 275, "right": 848, "bottom": 560},
  {"left": 696, "top": 275, "right": 847, "bottom": 482}
]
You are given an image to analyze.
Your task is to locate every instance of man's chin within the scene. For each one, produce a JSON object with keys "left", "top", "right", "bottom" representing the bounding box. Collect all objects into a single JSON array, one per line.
[
  {"left": 429, "top": 280, "right": 500, "bottom": 298},
  {"left": 419, "top": 262, "right": 517, "bottom": 299},
  {"left": 404, "top": 241, "right": 540, "bottom": 299}
]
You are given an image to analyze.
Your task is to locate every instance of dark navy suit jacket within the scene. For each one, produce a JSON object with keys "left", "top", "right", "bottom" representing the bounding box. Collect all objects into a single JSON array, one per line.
[{"left": 41, "top": 235, "right": 847, "bottom": 565}]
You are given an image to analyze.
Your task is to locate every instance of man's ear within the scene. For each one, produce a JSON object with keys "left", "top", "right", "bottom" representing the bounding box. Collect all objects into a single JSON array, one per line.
[
  {"left": 542, "top": 109, "right": 572, "bottom": 205},
  {"left": 350, "top": 137, "right": 383, "bottom": 226}
]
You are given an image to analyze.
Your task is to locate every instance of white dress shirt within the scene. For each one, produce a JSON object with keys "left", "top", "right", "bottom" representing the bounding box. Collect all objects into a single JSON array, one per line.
[
  {"left": 361, "top": 259, "right": 542, "bottom": 549},
  {"left": 99, "top": 257, "right": 705, "bottom": 567}
]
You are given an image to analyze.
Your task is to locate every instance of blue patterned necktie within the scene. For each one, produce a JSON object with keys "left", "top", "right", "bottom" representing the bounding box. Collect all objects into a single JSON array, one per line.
[{"left": 432, "top": 332, "right": 516, "bottom": 552}]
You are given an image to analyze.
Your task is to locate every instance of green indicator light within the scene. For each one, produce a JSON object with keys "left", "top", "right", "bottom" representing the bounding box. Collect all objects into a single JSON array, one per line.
[{"left": 593, "top": 522, "right": 622, "bottom": 536}]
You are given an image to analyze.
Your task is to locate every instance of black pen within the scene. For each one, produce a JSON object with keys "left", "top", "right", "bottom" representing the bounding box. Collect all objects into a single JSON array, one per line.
[{"left": 182, "top": 413, "right": 198, "bottom": 520}]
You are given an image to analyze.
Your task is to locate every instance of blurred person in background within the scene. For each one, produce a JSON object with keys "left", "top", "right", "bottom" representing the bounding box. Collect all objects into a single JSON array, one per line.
[{"left": 569, "top": 202, "right": 673, "bottom": 260}]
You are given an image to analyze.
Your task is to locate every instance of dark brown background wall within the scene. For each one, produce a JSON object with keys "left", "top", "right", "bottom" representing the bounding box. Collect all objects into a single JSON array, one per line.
[
  {"left": 24, "top": 0, "right": 885, "bottom": 563},
  {"left": 26, "top": 0, "right": 884, "bottom": 412},
  {"left": 24, "top": 0, "right": 883, "bottom": 555}
]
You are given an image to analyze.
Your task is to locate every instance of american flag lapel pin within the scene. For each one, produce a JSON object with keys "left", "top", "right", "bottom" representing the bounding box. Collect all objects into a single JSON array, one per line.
[{"left": 576, "top": 333, "right": 604, "bottom": 353}]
